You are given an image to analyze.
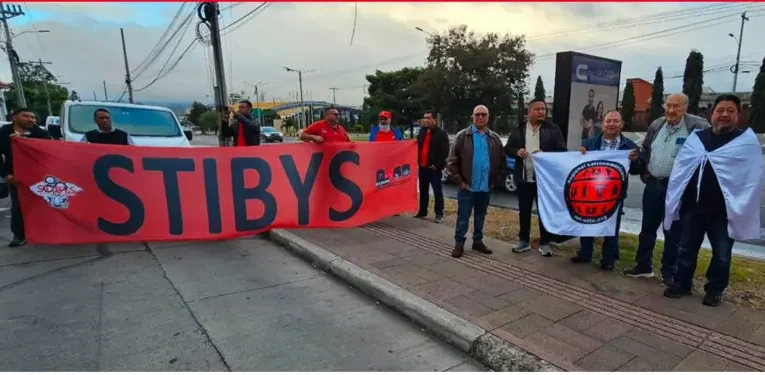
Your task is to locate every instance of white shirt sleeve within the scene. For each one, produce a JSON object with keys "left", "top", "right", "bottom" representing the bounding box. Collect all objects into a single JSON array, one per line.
[{"left": 126, "top": 135, "right": 135, "bottom": 146}]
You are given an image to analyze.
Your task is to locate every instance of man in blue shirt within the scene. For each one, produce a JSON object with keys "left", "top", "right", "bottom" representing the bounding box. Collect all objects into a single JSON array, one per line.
[{"left": 445, "top": 105, "right": 507, "bottom": 258}]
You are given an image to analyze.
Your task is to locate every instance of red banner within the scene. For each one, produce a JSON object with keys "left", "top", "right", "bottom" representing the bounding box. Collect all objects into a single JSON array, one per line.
[{"left": 12, "top": 138, "right": 418, "bottom": 244}]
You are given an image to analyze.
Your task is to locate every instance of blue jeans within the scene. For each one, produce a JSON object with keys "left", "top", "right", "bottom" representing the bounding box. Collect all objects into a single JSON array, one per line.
[
  {"left": 579, "top": 209, "right": 623, "bottom": 265},
  {"left": 635, "top": 177, "right": 681, "bottom": 278},
  {"left": 454, "top": 190, "right": 491, "bottom": 244},
  {"left": 672, "top": 210, "right": 734, "bottom": 296}
]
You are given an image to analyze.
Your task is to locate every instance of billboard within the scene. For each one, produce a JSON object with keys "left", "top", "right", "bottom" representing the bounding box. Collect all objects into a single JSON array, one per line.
[{"left": 551, "top": 52, "right": 622, "bottom": 150}]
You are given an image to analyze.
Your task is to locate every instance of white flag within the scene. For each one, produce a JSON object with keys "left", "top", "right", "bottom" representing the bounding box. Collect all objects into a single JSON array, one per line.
[{"left": 532, "top": 150, "right": 631, "bottom": 237}]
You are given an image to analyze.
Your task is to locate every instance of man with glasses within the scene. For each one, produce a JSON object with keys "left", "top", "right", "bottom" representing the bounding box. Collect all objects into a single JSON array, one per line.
[
  {"left": 446, "top": 105, "right": 506, "bottom": 258},
  {"left": 624, "top": 93, "right": 709, "bottom": 285},
  {"left": 300, "top": 106, "right": 350, "bottom": 143},
  {"left": 415, "top": 110, "right": 449, "bottom": 223},
  {"left": 505, "top": 98, "right": 567, "bottom": 257}
]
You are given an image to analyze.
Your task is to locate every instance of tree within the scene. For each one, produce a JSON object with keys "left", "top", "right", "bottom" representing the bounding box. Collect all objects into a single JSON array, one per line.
[
  {"left": 622, "top": 81, "right": 636, "bottom": 131},
  {"left": 363, "top": 67, "right": 424, "bottom": 129},
  {"left": 682, "top": 50, "right": 704, "bottom": 115},
  {"left": 5, "top": 62, "right": 69, "bottom": 122},
  {"left": 187, "top": 101, "right": 209, "bottom": 127},
  {"left": 534, "top": 75, "right": 546, "bottom": 100},
  {"left": 198, "top": 110, "right": 219, "bottom": 134},
  {"left": 649, "top": 67, "right": 665, "bottom": 123},
  {"left": 751, "top": 56, "right": 765, "bottom": 133},
  {"left": 414, "top": 25, "right": 533, "bottom": 133}
]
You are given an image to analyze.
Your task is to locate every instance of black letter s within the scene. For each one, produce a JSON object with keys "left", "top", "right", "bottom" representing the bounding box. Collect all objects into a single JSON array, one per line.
[
  {"left": 328, "top": 151, "right": 363, "bottom": 222},
  {"left": 93, "top": 155, "right": 145, "bottom": 236}
]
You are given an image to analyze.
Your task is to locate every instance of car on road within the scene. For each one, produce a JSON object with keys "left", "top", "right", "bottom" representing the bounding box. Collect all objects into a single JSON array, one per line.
[
  {"left": 440, "top": 136, "right": 517, "bottom": 193},
  {"left": 59, "top": 100, "right": 192, "bottom": 147},
  {"left": 260, "top": 126, "right": 284, "bottom": 143}
]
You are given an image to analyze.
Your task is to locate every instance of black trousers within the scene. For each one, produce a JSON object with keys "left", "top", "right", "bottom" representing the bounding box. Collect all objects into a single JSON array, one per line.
[
  {"left": 9, "top": 184, "right": 24, "bottom": 240},
  {"left": 517, "top": 182, "right": 552, "bottom": 245},
  {"left": 417, "top": 168, "right": 444, "bottom": 217}
]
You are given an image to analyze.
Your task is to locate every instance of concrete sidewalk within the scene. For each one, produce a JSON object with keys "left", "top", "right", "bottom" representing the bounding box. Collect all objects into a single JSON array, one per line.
[{"left": 271, "top": 216, "right": 765, "bottom": 372}]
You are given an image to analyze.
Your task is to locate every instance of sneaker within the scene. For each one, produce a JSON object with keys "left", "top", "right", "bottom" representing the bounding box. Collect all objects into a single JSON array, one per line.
[
  {"left": 8, "top": 237, "right": 26, "bottom": 247},
  {"left": 452, "top": 242, "right": 465, "bottom": 258},
  {"left": 661, "top": 276, "right": 674, "bottom": 288},
  {"left": 663, "top": 286, "right": 692, "bottom": 299},
  {"left": 600, "top": 263, "right": 615, "bottom": 271},
  {"left": 434, "top": 216, "right": 444, "bottom": 224},
  {"left": 570, "top": 255, "right": 591, "bottom": 264},
  {"left": 624, "top": 267, "right": 655, "bottom": 278},
  {"left": 539, "top": 244, "right": 553, "bottom": 257},
  {"left": 702, "top": 294, "right": 723, "bottom": 306},
  {"left": 512, "top": 241, "right": 531, "bottom": 253},
  {"left": 472, "top": 241, "right": 492, "bottom": 254}
]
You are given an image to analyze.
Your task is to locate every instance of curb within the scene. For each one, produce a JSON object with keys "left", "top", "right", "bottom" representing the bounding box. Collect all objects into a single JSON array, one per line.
[{"left": 268, "top": 228, "right": 562, "bottom": 372}]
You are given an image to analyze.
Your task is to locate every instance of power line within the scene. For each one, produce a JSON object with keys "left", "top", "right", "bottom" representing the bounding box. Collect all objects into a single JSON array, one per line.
[
  {"left": 22, "top": 3, "right": 47, "bottom": 61},
  {"left": 220, "top": 2, "right": 268, "bottom": 33},
  {"left": 132, "top": 2, "right": 198, "bottom": 80},
  {"left": 134, "top": 39, "right": 197, "bottom": 92},
  {"left": 131, "top": 2, "right": 189, "bottom": 75}
]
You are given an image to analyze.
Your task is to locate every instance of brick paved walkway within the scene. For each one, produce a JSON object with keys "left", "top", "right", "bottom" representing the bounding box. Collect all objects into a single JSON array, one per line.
[{"left": 287, "top": 216, "right": 765, "bottom": 371}]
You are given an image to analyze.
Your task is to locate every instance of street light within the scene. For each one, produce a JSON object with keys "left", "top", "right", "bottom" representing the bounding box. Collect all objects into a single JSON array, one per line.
[
  {"left": 415, "top": 27, "right": 434, "bottom": 37},
  {"left": 243, "top": 80, "right": 265, "bottom": 125},
  {"left": 12, "top": 29, "right": 49, "bottom": 39},
  {"left": 284, "top": 66, "right": 314, "bottom": 129}
]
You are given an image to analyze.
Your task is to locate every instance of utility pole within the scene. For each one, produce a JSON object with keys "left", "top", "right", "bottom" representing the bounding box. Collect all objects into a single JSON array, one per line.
[
  {"left": 93, "top": 90, "right": 97, "bottom": 101},
  {"left": 244, "top": 81, "right": 264, "bottom": 126},
  {"left": 201, "top": 2, "right": 228, "bottom": 146},
  {"left": 284, "top": 66, "right": 313, "bottom": 129},
  {"left": 31, "top": 59, "right": 54, "bottom": 116},
  {"left": 329, "top": 87, "right": 338, "bottom": 104},
  {"left": 731, "top": 11, "right": 749, "bottom": 93},
  {"left": 119, "top": 28, "right": 134, "bottom": 104},
  {"left": 1, "top": 3, "right": 26, "bottom": 108},
  {"left": 103, "top": 80, "right": 109, "bottom": 101}
]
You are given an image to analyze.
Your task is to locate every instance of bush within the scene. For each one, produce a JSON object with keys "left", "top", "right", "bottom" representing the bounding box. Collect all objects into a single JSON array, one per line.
[{"left": 351, "top": 125, "right": 364, "bottom": 133}]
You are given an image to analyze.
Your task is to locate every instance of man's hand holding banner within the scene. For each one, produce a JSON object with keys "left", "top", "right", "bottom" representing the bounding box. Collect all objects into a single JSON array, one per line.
[
  {"left": 533, "top": 150, "right": 632, "bottom": 237},
  {"left": 12, "top": 138, "right": 418, "bottom": 244}
]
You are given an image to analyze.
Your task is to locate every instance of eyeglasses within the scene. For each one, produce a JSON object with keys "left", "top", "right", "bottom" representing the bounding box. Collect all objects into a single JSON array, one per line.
[{"left": 473, "top": 113, "right": 488, "bottom": 117}]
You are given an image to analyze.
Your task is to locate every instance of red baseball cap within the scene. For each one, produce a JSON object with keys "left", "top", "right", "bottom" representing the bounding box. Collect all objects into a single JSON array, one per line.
[{"left": 378, "top": 111, "right": 391, "bottom": 119}]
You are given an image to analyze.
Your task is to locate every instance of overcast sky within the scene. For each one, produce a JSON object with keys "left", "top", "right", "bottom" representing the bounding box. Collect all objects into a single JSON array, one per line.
[{"left": 2, "top": 2, "right": 764, "bottom": 108}]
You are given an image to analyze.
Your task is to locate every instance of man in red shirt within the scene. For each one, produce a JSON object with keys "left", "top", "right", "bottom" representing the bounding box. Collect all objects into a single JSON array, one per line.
[
  {"left": 228, "top": 101, "right": 260, "bottom": 146},
  {"left": 415, "top": 110, "right": 449, "bottom": 223},
  {"left": 369, "top": 111, "right": 402, "bottom": 142},
  {"left": 300, "top": 107, "right": 351, "bottom": 143}
]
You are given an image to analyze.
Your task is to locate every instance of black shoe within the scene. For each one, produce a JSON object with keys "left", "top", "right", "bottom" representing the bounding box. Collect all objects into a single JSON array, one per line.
[
  {"left": 452, "top": 242, "right": 465, "bottom": 258},
  {"left": 661, "top": 276, "right": 674, "bottom": 288},
  {"left": 663, "top": 286, "right": 692, "bottom": 299},
  {"left": 702, "top": 294, "right": 723, "bottom": 306},
  {"left": 472, "top": 241, "right": 492, "bottom": 254},
  {"left": 570, "top": 255, "right": 591, "bottom": 264},
  {"left": 8, "top": 237, "right": 26, "bottom": 247},
  {"left": 624, "top": 266, "right": 655, "bottom": 278},
  {"left": 600, "top": 263, "right": 615, "bottom": 271},
  {"left": 414, "top": 213, "right": 427, "bottom": 219}
]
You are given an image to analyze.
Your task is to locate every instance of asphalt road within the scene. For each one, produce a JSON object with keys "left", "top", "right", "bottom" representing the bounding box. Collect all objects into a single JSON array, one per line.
[{"left": 0, "top": 210, "right": 483, "bottom": 371}]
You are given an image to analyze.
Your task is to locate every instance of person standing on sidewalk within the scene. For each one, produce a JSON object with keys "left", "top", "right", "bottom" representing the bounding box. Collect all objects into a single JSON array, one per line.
[
  {"left": 572, "top": 110, "right": 640, "bottom": 270},
  {"left": 80, "top": 108, "right": 135, "bottom": 145},
  {"left": 300, "top": 107, "right": 351, "bottom": 143},
  {"left": 505, "top": 98, "right": 567, "bottom": 257},
  {"left": 624, "top": 93, "right": 709, "bottom": 285},
  {"left": 415, "top": 110, "right": 449, "bottom": 223},
  {"left": 0, "top": 108, "right": 51, "bottom": 247},
  {"left": 369, "top": 111, "right": 402, "bottom": 142},
  {"left": 446, "top": 105, "right": 506, "bottom": 258},
  {"left": 229, "top": 100, "right": 261, "bottom": 147},
  {"left": 663, "top": 94, "right": 764, "bottom": 306}
]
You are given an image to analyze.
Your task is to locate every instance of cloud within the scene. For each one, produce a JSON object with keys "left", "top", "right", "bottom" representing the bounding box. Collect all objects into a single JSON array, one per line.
[{"left": 1, "top": 2, "right": 762, "bottom": 109}]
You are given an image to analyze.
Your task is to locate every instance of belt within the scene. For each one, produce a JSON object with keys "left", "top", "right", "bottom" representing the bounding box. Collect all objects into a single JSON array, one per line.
[{"left": 647, "top": 175, "right": 669, "bottom": 182}]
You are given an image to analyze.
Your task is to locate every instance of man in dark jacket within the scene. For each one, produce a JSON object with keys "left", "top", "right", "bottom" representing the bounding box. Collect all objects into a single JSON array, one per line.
[
  {"left": 505, "top": 98, "right": 567, "bottom": 257},
  {"left": 572, "top": 110, "right": 640, "bottom": 270},
  {"left": 415, "top": 110, "right": 449, "bottom": 223},
  {"left": 80, "top": 108, "right": 135, "bottom": 145},
  {"left": 229, "top": 100, "right": 260, "bottom": 146},
  {"left": 0, "top": 108, "right": 51, "bottom": 247},
  {"left": 446, "top": 105, "right": 507, "bottom": 258}
]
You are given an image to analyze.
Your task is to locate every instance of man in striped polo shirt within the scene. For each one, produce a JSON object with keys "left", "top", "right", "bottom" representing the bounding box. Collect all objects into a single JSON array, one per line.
[{"left": 624, "top": 93, "right": 709, "bottom": 285}]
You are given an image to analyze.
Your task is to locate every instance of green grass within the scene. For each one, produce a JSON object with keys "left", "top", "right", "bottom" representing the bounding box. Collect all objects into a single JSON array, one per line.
[{"left": 437, "top": 198, "right": 765, "bottom": 310}]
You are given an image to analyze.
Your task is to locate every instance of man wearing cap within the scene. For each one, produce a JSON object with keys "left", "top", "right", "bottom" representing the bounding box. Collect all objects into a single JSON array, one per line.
[{"left": 369, "top": 111, "right": 402, "bottom": 142}]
